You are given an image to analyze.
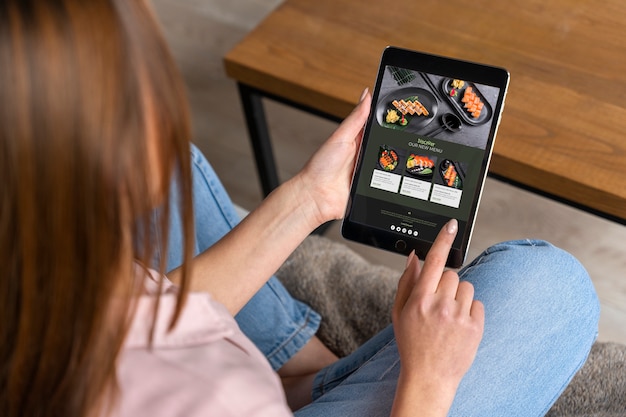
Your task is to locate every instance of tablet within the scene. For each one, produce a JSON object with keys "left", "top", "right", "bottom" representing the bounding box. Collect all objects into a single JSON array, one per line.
[{"left": 341, "top": 46, "right": 509, "bottom": 267}]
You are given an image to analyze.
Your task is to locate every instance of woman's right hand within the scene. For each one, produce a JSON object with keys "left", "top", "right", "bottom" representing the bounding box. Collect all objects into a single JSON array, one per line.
[{"left": 390, "top": 219, "right": 484, "bottom": 417}]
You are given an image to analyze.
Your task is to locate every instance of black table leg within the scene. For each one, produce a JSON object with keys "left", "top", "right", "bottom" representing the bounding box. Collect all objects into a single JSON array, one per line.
[
  {"left": 235, "top": 83, "right": 366, "bottom": 233},
  {"left": 237, "top": 83, "right": 279, "bottom": 197}
]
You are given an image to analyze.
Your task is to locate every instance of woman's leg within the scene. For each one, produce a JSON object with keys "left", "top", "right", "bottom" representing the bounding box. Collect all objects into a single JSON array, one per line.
[
  {"left": 153, "top": 144, "right": 323, "bottom": 371},
  {"left": 295, "top": 240, "right": 599, "bottom": 417}
]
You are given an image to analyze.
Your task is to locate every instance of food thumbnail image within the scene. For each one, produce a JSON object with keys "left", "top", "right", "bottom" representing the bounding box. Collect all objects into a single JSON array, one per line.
[
  {"left": 377, "top": 87, "right": 438, "bottom": 132},
  {"left": 405, "top": 154, "right": 435, "bottom": 179},
  {"left": 378, "top": 145, "right": 398, "bottom": 172},
  {"left": 386, "top": 98, "right": 429, "bottom": 127},
  {"left": 442, "top": 79, "right": 492, "bottom": 126},
  {"left": 439, "top": 159, "right": 465, "bottom": 190}
]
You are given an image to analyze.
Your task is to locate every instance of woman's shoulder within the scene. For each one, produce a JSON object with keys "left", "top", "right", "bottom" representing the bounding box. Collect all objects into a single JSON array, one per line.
[{"left": 113, "top": 291, "right": 292, "bottom": 416}]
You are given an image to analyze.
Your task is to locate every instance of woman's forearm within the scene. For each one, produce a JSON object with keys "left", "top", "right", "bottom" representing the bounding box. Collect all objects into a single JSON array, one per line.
[{"left": 168, "top": 175, "right": 321, "bottom": 315}]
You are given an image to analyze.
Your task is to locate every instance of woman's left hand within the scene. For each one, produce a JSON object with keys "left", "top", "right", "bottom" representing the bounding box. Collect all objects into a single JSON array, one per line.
[{"left": 294, "top": 88, "right": 371, "bottom": 224}]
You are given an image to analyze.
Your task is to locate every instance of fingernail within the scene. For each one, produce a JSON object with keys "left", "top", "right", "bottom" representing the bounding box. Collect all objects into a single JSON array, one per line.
[
  {"left": 359, "top": 88, "right": 369, "bottom": 102},
  {"left": 446, "top": 219, "right": 458, "bottom": 234},
  {"left": 405, "top": 250, "right": 415, "bottom": 268}
]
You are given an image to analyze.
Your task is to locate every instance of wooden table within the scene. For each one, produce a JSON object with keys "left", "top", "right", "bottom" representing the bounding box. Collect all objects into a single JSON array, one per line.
[{"left": 224, "top": 0, "right": 626, "bottom": 224}]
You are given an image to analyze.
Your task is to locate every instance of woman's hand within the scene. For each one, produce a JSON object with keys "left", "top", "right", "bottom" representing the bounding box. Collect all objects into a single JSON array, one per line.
[
  {"left": 293, "top": 88, "right": 371, "bottom": 225},
  {"left": 391, "top": 219, "right": 484, "bottom": 417}
]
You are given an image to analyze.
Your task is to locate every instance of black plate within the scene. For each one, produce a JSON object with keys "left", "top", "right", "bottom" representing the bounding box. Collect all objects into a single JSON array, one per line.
[
  {"left": 406, "top": 166, "right": 434, "bottom": 178},
  {"left": 405, "top": 154, "right": 435, "bottom": 179},
  {"left": 441, "top": 79, "right": 492, "bottom": 126},
  {"left": 378, "top": 146, "right": 399, "bottom": 172},
  {"left": 376, "top": 87, "right": 438, "bottom": 133},
  {"left": 439, "top": 159, "right": 464, "bottom": 189}
]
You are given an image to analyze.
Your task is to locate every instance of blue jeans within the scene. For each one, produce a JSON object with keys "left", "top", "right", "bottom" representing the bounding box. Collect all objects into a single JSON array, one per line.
[
  {"left": 298, "top": 240, "right": 599, "bottom": 416},
  {"left": 159, "top": 145, "right": 599, "bottom": 416},
  {"left": 154, "top": 144, "right": 321, "bottom": 371}
]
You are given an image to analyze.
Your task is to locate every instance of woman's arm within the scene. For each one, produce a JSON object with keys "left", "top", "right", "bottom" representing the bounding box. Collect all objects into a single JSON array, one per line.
[
  {"left": 390, "top": 220, "right": 485, "bottom": 417},
  {"left": 168, "top": 90, "right": 371, "bottom": 315}
]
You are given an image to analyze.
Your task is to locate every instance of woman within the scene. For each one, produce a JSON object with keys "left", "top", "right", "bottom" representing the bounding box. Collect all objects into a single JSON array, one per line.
[{"left": 0, "top": 1, "right": 599, "bottom": 416}]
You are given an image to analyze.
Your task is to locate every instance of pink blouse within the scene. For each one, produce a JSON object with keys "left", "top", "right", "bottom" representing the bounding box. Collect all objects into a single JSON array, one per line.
[{"left": 113, "top": 270, "right": 293, "bottom": 416}]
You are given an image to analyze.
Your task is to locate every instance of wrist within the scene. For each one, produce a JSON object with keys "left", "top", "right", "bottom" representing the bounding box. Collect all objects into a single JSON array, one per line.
[
  {"left": 391, "top": 371, "right": 458, "bottom": 417},
  {"left": 286, "top": 173, "right": 340, "bottom": 228},
  {"left": 280, "top": 175, "right": 328, "bottom": 230}
]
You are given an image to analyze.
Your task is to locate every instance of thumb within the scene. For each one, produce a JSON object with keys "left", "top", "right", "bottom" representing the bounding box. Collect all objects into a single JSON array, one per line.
[{"left": 331, "top": 89, "right": 371, "bottom": 142}]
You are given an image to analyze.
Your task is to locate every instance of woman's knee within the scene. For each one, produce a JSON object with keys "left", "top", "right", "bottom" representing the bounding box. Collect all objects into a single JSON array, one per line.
[{"left": 460, "top": 239, "right": 599, "bottom": 331}]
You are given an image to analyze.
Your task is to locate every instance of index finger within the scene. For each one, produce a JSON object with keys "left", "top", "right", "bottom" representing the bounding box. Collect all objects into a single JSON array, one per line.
[{"left": 416, "top": 219, "right": 458, "bottom": 294}]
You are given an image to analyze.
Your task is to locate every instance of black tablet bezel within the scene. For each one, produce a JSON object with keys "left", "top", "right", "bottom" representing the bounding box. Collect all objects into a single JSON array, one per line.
[{"left": 341, "top": 46, "right": 510, "bottom": 268}]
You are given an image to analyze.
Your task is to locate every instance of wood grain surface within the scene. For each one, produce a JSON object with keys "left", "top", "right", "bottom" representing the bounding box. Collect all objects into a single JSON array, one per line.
[{"left": 224, "top": 0, "right": 626, "bottom": 221}]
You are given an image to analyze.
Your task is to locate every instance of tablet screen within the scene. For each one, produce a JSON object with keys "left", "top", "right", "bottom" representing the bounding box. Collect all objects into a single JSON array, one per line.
[{"left": 342, "top": 47, "right": 509, "bottom": 266}]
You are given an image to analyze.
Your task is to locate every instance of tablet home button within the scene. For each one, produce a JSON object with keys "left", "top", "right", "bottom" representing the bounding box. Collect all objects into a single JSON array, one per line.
[{"left": 394, "top": 240, "right": 407, "bottom": 252}]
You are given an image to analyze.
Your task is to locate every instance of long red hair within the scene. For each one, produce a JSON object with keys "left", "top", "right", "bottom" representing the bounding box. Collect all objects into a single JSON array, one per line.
[{"left": 0, "top": 1, "right": 194, "bottom": 415}]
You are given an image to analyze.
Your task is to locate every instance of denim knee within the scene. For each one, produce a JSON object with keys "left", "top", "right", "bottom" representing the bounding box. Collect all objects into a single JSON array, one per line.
[
  {"left": 236, "top": 277, "right": 322, "bottom": 371},
  {"left": 460, "top": 239, "right": 600, "bottom": 334},
  {"left": 448, "top": 240, "right": 600, "bottom": 416}
]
